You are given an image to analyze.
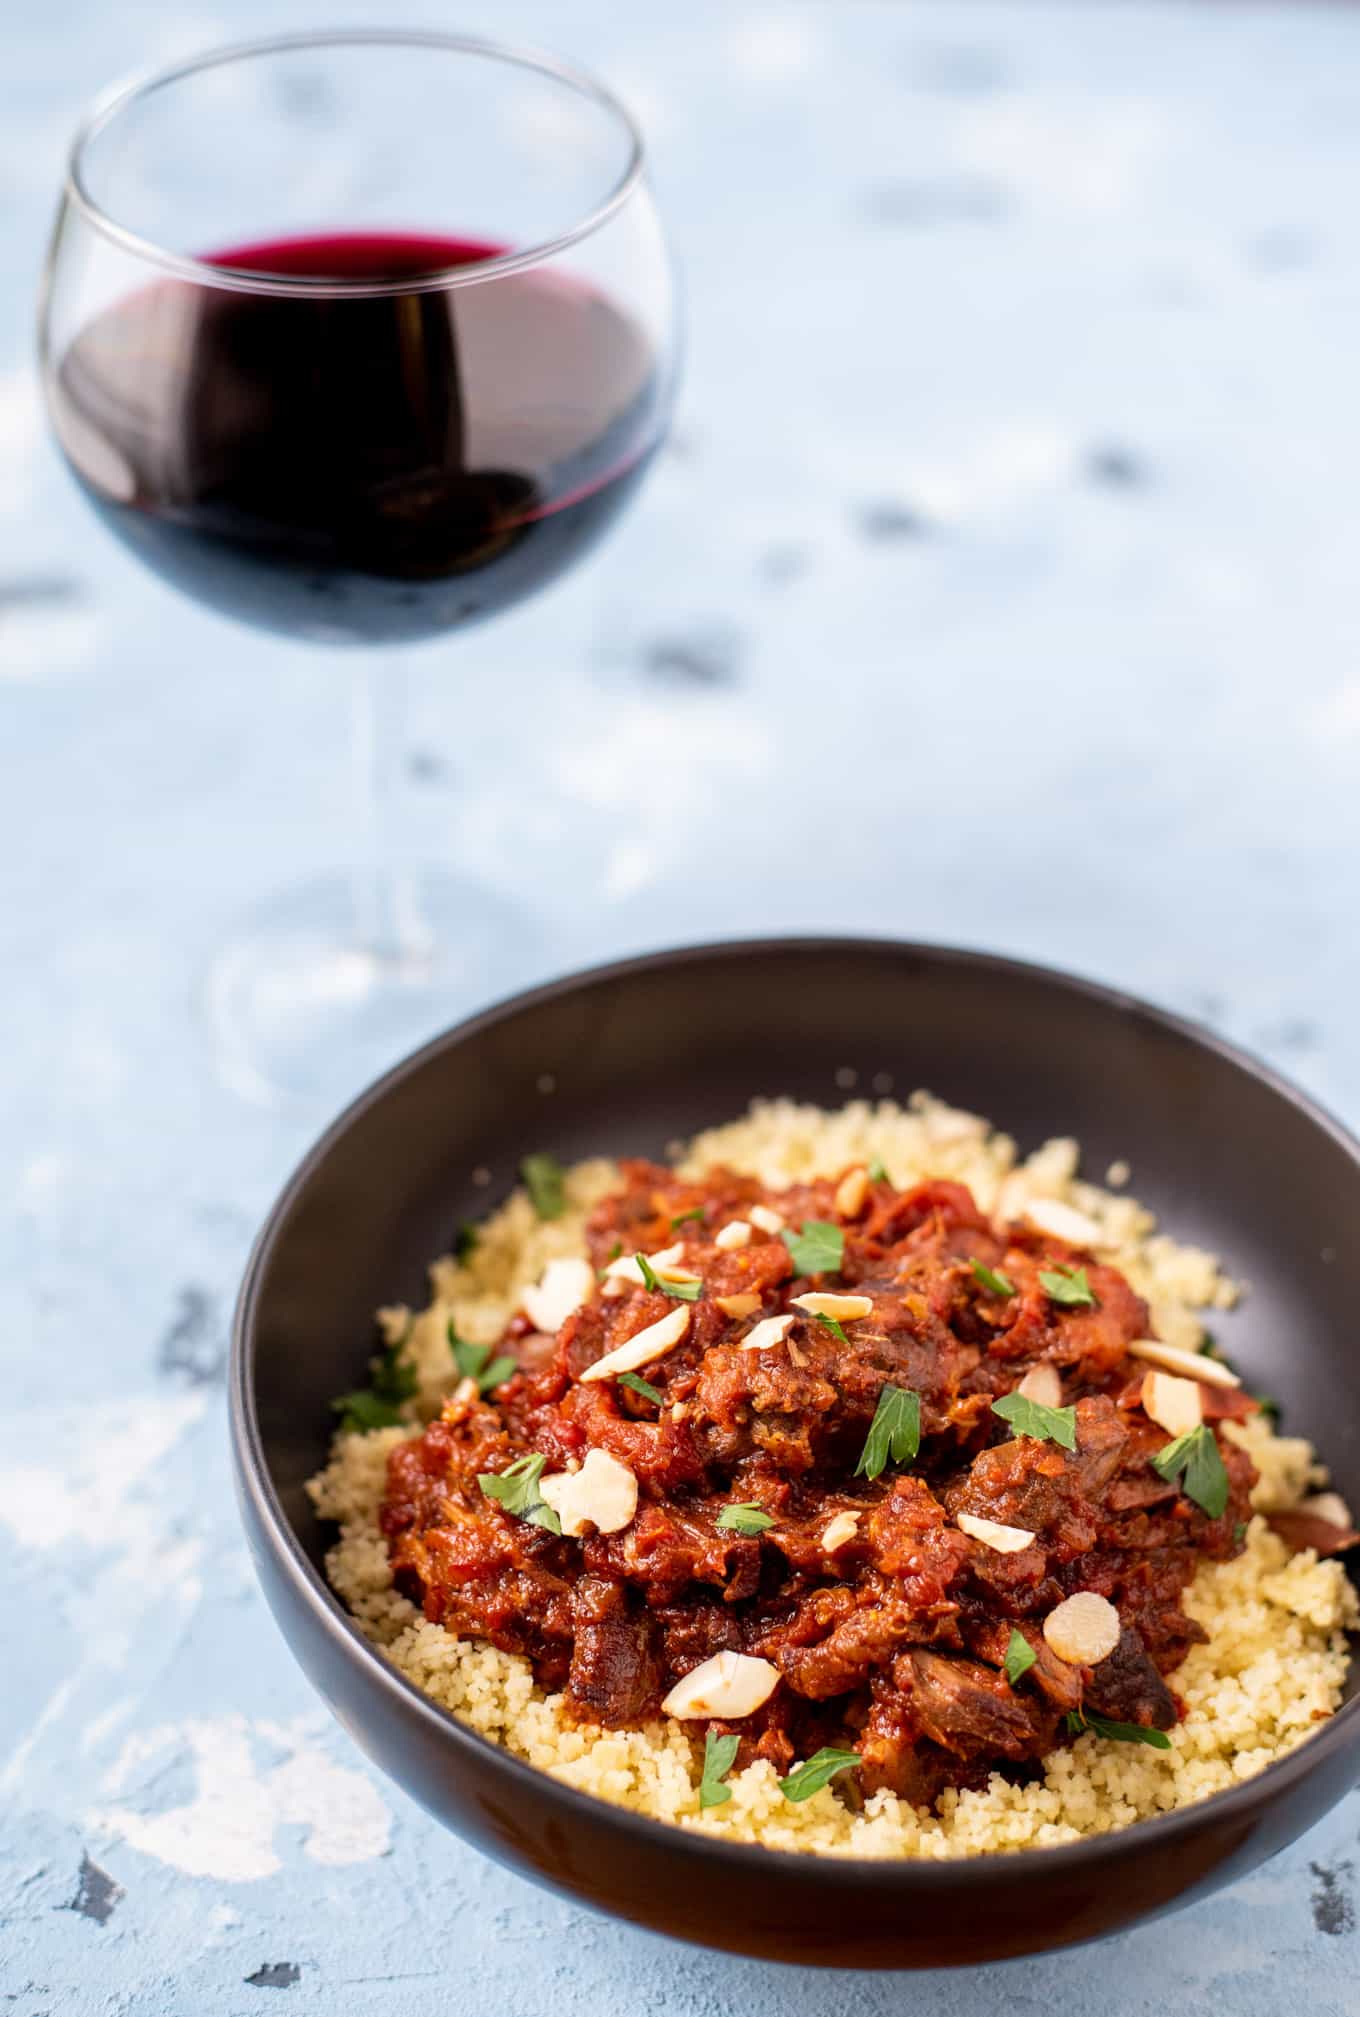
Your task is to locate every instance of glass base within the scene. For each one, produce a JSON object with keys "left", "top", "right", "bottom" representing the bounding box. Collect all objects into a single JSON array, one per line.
[{"left": 206, "top": 870, "right": 539, "bottom": 1109}]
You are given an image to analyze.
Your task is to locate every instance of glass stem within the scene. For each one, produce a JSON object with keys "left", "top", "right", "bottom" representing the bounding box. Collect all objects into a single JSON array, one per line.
[{"left": 350, "top": 657, "right": 426, "bottom": 969}]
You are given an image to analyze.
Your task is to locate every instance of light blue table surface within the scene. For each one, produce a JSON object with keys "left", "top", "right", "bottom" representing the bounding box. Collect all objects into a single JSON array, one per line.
[{"left": 5, "top": 0, "right": 1360, "bottom": 2009}]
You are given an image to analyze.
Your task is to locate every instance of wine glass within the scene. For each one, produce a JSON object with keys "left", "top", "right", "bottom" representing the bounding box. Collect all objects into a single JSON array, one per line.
[{"left": 38, "top": 31, "right": 677, "bottom": 1105}]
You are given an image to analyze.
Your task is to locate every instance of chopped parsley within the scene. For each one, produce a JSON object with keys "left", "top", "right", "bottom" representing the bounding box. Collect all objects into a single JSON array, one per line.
[
  {"left": 782, "top": 1219, "right": 845, "bottom": 1276},
  {"left": 699, "top": 1731, "right": 740, "bottom": 1809},
  {"left": 778, "top": 1747, "right": 861, "bottom": 1803},
  {"left": 867, "top": 1155, "right": 889, "bottom": 1183},
  {"left": 811, "top": 1309, "right": 850, "bottom": 1349},
  {"left": 453, "top": 1221, "right": 479, "bottom": 1263},
  {"left": 477, "top": 1453, "right": 562, "bottom": 1534},
  {"left": 671, "top": 1206, "right": 706, "bottom": 1228},
  {"left": 330, "top": 1328, "right": 417, "bottom": 1433},
  {"left": 1233, "top": 1520, "right": 1248, "bottom": 1546},
  {"left": 1038, "top": 1263, "right": 1097, "bottom": 1309},
  {"left": 448, "top": 1323, "right": 516, "bottom": 1395},
  {"left": 521, "top": 1152, "right": 566, "bottom": 1221},
  {"left": 716, "top": 1502, "right": 775, "bottom": 1536},
  {"left": 1065, "top": 1709, "right": 1172, "bottom": 1750},
  {"left": 1150, "top": 1423, "right": 1230, "bottom": 1520},
  {"left": 618, "top": 1371, "right": 664, "bottom": 1406},
  {"left": 991, "top": 1390, "right": 1078, "bottom": 1450},
  {"left": 970, "top": 1259, "right": 1016, "bottom": 1298},
  {"left": 1004, "top": 1628, "right": 1037, "bottom": 1686},
  {"left": 855, "top": 1383, "right": 922, "bottom": 1480},
  {"left": 636, "top": 1252, "right": 702, "bottom": 1301}
]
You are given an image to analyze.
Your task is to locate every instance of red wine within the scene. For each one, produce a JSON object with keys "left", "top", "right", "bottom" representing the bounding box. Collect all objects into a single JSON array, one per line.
[{"left": 49, "top": 233, "right": 665, "bottom": 643}]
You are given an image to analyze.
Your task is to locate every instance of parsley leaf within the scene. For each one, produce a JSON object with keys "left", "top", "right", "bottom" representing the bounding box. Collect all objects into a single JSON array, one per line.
[
  {"left": 782, "top": 1220, "right": 845, "bottom": 1276},
  {"left": 855, "top": 1384, "right": 922, "bottom": 1480},
  {"left": 1038, "top": 1264, "right": 1097, "bottom": 1309},
  {"left": 991, "top": 1390, "right": 1078, "bottom": 1450},
  {"left": 618, "top": 1370, "right": 664, "bottom": 1406},
  {"left": 671, "top": 1206, "right": 706, "bottom": 1228},
  {"left": 1150, "top": 1423, "right": 1230, "bottom": 1520},
  {"left": 699, "top": 1730, "right": 740, "bottom": 1809},
  {"left": 521, "top": 1153, "right": 566, "bottom": 1221},
  {"left": 867, "top": 1154, "right": 889, "bottom": 1183},
  {"left": 779, "top": 1747, "right": 861, "bottom": 1803},
  {"left": 1004, "top": 1628, "right": 1037, "bottom": 1686},
  {"left": 971, "top": 1259, "right": 1016, "bottom": 1297},
  {"left": 453, "top": 1221, "right": 479, "bottom": 1263},
  {"left": 448, "top": 1324, "right": 516, "bottom": 1395},
  {"left": 811, "top": 1309, "right": 850, "bottom": 1349},
  {"left": 330, "top": 1330, "right": 417, "bottom": 1433},
  {"left": 636, "top": 1253, "right": 702, "bottom": 1301},
  {"left": 477, "top": 1453, "right": 562, "bottom": 1534},
  {"left": 716, "top": 1502, "right": 775, "bottom": 1536},
  {"left": 1065, "top": 1709, "right": 1172, "bottom": 1750}
]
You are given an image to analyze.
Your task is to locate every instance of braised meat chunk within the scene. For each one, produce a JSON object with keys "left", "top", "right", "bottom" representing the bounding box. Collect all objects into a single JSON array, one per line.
[{"left": 380, "top": 1159, "right": 1258, "bottom": 1807}]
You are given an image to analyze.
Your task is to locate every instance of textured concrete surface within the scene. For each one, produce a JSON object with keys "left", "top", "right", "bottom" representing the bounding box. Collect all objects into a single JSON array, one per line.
[{"left": 3, "top": 2, "right": 1360, "bottom": 2011}]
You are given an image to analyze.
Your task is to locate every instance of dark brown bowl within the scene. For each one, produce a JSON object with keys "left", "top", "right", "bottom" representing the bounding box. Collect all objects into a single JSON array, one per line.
[{"left": 230, "top": 937, "right": 1360, "bottom": 1967}]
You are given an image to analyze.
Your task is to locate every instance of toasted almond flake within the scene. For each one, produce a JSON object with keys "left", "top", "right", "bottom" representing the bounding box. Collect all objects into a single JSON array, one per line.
[
  {"left": 821, "top": 1511, "right": 860, "bottom": 1552},
  {"left": 1141, "top": 1369, "right": 1203, "bottom": 1439},
  {"left": 1024, "top": 1198, "right": 1105, "bottom": 1247},
  {"left": 748, "top": 1204, "right": 785, "bottom": 1235},
  {"left": 603, "top": 1241, "right": 701, "bottom": 1286},
  {"left": 451, "top": 1376, "right": 479, "bottom": 1407},
  {"left": 661, "top": 1650, "right": 780, "bottom": 1720},
  {"left": 539, "top": 1449, "right": 638, "bottom": 1537},
  {"left": 716, "top": 1291, "right": 762, "bottom": 1319},
  {"left": 1043, "top": 1591, "right": 1122, "bottom": 1667},
  {"left": 522, "top": 1256, "right": 595, "bottom": 1334},
  {"left": 715, "top": 1220, "right": 752, "bottom": 1250},
  {"left": 580, "top": 1303, "right": 692, "bottom": 1382},
  {"left": 957, "top": 1511, "right": 1037, "bottom": 1555},
  {"left": 601, "top": 1277, "right": 627, "bottom": 1300},
  {"left": 1127, "top": 1337, "right": 1241, "bottom": 1388},
  {"left": 786, "top": 1337, "right": 808, "bottom": 1368},
  {"left": 670, "top": 1401, "right": 689, "bottom": 1423},
  {"left": 1300, "top": 1491, "right": 1355, "bottom": 1530},
  {"left": 1016, "top": 1363, "right": 1063, "bottom": 1409},
  {"left": 834, "top": 1167, "right": 870, "bottom": 1219},
  {"left": 791, "top": 1292, "right": 873, "bottom": 1321},
  {"left": 741, "top": 1314, "right": 795, "bottom": 1354}
]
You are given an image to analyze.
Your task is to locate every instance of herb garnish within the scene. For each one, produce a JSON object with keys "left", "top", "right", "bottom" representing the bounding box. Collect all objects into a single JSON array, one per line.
[
  {"left": 991, "top": 1390, "right": 1078, "bottom": 1450},
  {"left": 1233, "top": 1520, "right": 1248, "bottom": 1546},
  {"left": 717, "top": 1503, "right": 775, "bottom": 1536},
  {"left": 448, "top": 1323, "right": 517, "bottom": 1396},
  {"left": 867, "top": 1155, "right": 889, "bottom": 1183},
  {"left": 699, "top": 1731, "right": 740, "bottom": 1809},
  {"left": 477, "top": 1453, "right": 562, "bottom": 1534},
  {"left": 636, "top": 1253, "right": 702, "bottom": 1301},
  {"left": 779, "top": 1748, "right": 861, "bottom": 1803},
  {"left": 618, "top": 1371, "right": 664, "bottom": 1406},
  {"left": 855, "top": 1384, "right": 922, "bottom": 1480},
  {"left": 671, "top": 1206, "right": 706, "bottom": 1228},
  {"left": 811, "top": 1309, "right": 850, "bottom": 1349},
  {"left": 971, "top": 1259, "right": 1016, "bottom": 1298},
  {"left": 521, "top": 1152, "right": 566, "bottom": 1221},
  {"left": 1038, "top": 1264, "right": 1097, "bottom": 1309},
  {"left": 1004, "top": 1628, "right": 1037, "bottom": 1686},
  {"left": 1065, "top": 1709, "right": 1172, "bottom": 1750},
  {"left": 1150, "top": 1423, "right": 1230, "bottom": 1520},
  {"left": 453, "top": 1222, "right": 479, "bottom": 1263},
  {"left": 330, "top": 1329, "right": 417, "bottom": 1432},
  {"left": 782, "top": 1220, "right": 845, "bottom": 1276},
  {"left": 1252, "top": 1391, "right": 1281, "bottom": 1425}
]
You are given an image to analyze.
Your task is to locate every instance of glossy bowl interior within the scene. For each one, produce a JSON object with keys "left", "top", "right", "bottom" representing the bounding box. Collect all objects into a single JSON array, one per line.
[{"left": 231, "top": 938, "right": 1360, "bottom": 1967}]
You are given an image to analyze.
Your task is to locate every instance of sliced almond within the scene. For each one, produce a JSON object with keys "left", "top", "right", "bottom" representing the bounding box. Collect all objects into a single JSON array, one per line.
[
  {"left": 1127, "top": 1338, "right": 1241, "bottom": 1389},
  {"left": 957, "top": 1511, "right": 1037, "bottom": 1555},
  {"left": 741, "top": 1314, "right": 795, "bottom": 1354},
  {"left": 821, "top": 1510, "right": 861, "bottom": 1552},
  {"left": 715, "top": 1219, "right": 752, "bottom": 1251},
  {"left": 522, "top": 1256, "right": 595, "bottom": 1334},
  {"left": 834, "top": 1167, "right": 870, "bottom": 1219},
  {"left": 1016, "top": 1363, "right": 1063, "bottom": 1409},
  {"left": 661, "top": 1650, "right": 780, "bottom": 1720},
  {"left": 1299, "top": 1490, "right": 1355, "bottom": 1530},
  {"left": 791, "top": 1292, "right": 873, "bottom": 1321},
  {"left": 748, "top": 1204, "right": 785, "bottom": 1235},
  {"left": 715, "top": 1291, "right": 762, "bottom": 1319},
  {"left": 580, "top": 1304, "right": 692, "bottom": 1382},
  {"left": 451, "top": 1375, "right": 479, "bottom": 1407},
  {"left": 1043, "top": 1591, "right": 1122, "bottom": 1667},
  {"left": 538, "top": 1448, "right": 638, "bottom": 1537},
  {"left": 1024, "top": 1198, "right": 1105, "bottom": 1247},
  {"left": 670, "top": 1401, "right": 689, "bottom": 1423},
  {"left": 1141, "top": 1369, "right": 1203, "bottom": 1438},
  {"left": 601, "top": 1277, "right": 627, "bottom": 1301},
  {"left": 603, "top": 1241, "right": 700, "bottom": 1286}
]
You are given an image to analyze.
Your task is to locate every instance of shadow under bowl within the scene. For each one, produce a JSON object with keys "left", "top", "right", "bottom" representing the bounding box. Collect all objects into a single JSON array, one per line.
[{"left": 230, "top": 937, "right": 1360, "bottom": 1967}]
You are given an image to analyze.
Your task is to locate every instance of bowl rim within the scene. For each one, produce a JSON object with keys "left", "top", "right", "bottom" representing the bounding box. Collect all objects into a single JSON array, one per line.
[{"left": 231, "top": 932, "right": 1360, "bottom": 1886}]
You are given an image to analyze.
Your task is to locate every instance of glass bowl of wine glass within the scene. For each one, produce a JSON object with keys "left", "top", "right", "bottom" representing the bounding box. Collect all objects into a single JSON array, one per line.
[{"left": 39, "top": 30, "right": 678, "bottom": 1105}]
